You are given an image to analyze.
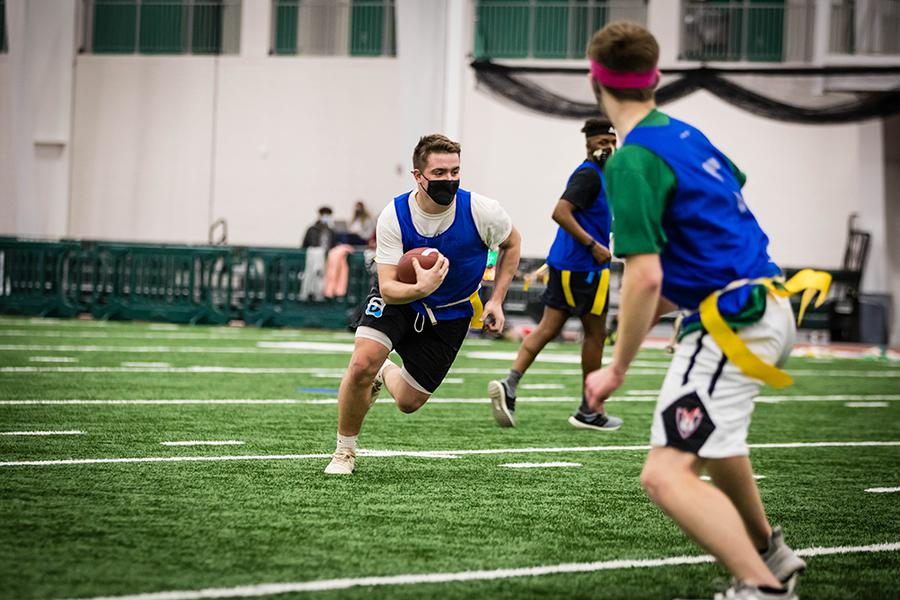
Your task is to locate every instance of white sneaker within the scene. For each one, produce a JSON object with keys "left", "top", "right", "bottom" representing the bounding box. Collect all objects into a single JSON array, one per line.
[
  {"left": 324, "top": 448, "right": 356, "bottom": 475},
  {"left": 711, "top": 581, "right": 797, "bottom": 600},
  {"left": 762, "top": 526, "right": 806, "bottom": 583}
]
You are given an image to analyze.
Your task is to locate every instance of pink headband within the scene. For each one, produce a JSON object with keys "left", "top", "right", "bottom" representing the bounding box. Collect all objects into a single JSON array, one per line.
[{"left": 590, "top": 59, "right": 659, "bottom": 89}]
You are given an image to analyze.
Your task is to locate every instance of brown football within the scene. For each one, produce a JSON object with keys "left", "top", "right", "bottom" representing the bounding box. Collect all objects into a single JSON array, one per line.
[{"left": 397, "top": 247, "right": 441, "bottom": 284}]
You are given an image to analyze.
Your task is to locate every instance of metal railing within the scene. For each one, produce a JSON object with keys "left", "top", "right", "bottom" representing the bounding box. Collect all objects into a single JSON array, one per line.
[
  {"left": 82, "top": 0, "right": 242, "bottom": 55},
  {"left": 831, "top": 0, "right": 900, "bottom": 56},
  {"left": 474, "top": 1, "right": 648, "bottom": 60},
  {"left": 0, "top": 239, "right": 371, "bottom": 328},
  {"left": 681, "top": 2, "right": 815, "bottom": 63},
  {"left": 272, "top": 0, "right": 396, "bottom": 56}
]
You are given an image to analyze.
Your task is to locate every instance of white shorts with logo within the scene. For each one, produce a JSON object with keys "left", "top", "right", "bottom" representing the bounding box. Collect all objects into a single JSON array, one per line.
[{"left": 650, "top": 294, "right": 796, "bottom": 459}]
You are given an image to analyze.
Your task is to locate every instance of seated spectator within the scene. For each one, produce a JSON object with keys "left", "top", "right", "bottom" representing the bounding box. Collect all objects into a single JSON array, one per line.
[{"left": 338, "top": 201, "right": 375, "bottom": 246}]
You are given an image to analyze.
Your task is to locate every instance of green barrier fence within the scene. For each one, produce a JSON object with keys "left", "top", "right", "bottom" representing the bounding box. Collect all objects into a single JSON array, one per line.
[{"left": 0, "top": 239, "right": 373, "bottom": 328}]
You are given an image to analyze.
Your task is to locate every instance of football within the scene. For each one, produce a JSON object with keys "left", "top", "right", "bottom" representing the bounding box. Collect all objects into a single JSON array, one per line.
[{"left": 397, "top": 247, "right": 441, "bottom": 284}]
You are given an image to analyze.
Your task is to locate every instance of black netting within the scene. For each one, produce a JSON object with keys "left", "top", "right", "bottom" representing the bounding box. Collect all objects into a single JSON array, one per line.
[{"left": 472, "top": 60, "right": 900, "bottom": 124}]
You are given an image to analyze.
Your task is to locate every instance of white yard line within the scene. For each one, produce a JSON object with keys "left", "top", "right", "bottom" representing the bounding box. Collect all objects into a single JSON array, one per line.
[
  {"left": 701, "top": 475, "right": 765, "bottom": 481},
  {"left": 160, "top": 441, "right": 244, "bottom": 446},
  {"left": 64, "top": 542, "right": 900, "bottom": 600},
  {"left": 2, "top": 394, "right": 900, "bottom": 406},
  {"left": 844, "top": 402, "right": 890, "bottom": 408},
  {"left": 2, "top": 362, "right": 895, "bottom": 379},
  {"left": 865, "top": 487, "right": 900, "bottom": 493},
  {"left": 0, "top": 430, "right": 83, "bottom": 436},
  {"left": 3, "top": 440, "right": 898, "bottom": 468},
  {"left": 520, "top": 384, "right": 565, "bottom": 390},
  {"left": 501, "top": 462, "right": 582, "bottom": 469},
  {"left": 121, "top": 362, "right": 172, "bottom": 368},
  {"left": 28, "top": 356, "right": 79, "bottom": 363}
]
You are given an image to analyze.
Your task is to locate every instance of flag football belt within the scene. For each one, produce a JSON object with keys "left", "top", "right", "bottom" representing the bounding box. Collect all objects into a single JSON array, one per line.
[
  {"left": 560, "top": 269, "right": 610, "bottom": 316},
  {"left": 696, "top": 269, "right": 831, "bottom": 388}
]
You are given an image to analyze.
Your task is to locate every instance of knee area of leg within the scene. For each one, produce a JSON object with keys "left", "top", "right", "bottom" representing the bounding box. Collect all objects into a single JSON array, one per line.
[
  {"left": 396, "top": 393, "right": 427, "bottom": 414},
  {"left": 640, "top": 464, "right": 675, "bottom": 498},
  {"left": 347, "top": 356, "right": 380, "bottom": 380}
]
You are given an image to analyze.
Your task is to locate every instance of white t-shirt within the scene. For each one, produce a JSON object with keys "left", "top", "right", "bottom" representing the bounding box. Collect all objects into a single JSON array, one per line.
[{"left": 375, "top": 190, "right": 513, "bottom": 265}]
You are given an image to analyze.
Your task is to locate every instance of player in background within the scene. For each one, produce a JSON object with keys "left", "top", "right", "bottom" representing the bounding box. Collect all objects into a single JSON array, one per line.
[
  {"left": 325, "top": 134, "right": 521, "bottom": 475},
  {"left": 488, "top": 118, "right": 623, "bottom": 432},
  {"left": 583, "top": 21, "right": 828, "bottom": 600}
]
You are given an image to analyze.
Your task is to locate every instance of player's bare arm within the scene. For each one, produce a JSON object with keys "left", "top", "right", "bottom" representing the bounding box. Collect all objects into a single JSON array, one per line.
[
  {"left": 482, "top": 226, "right": 521, "bottom": 333},
  {"left": 552, "top": 199, "right": 611, "bottom": 264},
  {"left": 376, "top": 257, "right": 448, "bottom": 305},
  {"left": 585, "top": 252, "right": 662, "bottom": 408}
]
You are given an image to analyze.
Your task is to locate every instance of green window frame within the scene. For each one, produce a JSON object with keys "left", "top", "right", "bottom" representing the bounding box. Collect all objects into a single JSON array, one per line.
[
  {"left": 681, "top": 1, "right": 786, "bottom": 63},
  {"left": 474, "top": 1, "right": 618, "bottom": 60},
  {"left": 89, "top": 0, "right": 232, "bottom": 54},
  {"left": 272, "top": 0, "right": 396, "bottom": 56}
]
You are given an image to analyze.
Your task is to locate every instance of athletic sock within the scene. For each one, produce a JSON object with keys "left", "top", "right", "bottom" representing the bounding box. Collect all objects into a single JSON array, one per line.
[
  {"left": 577, "top": 391, "right": 597, "bottom": 417},
  {"left": 505, "top": 369, "right": 523, "bottom": 395},
  {"left": 336, "top": 433, "right": 358, "bottom": 452}
]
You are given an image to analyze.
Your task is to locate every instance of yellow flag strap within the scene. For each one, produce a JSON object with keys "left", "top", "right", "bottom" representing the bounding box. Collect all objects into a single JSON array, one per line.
[
  {"left": 698, "top": 269, "right": 832, "bottom": 388},
  {"left": 469, "top": 290, "right": 485, "bottom": 329},
  {"left": 561, "top": 270, "right": 576, "bottom": 307},
  {"left": 590, "top": 268, "right": 611, "bottom": 316}
]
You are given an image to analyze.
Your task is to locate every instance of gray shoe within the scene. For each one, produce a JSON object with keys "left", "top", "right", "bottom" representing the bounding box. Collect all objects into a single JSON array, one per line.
[
  {"left": 762, "top": 526, "right": 807, "bottom": 583},
  {"left": 488, "top": 380, "right": 516, "bottom": 427},
  {"left": 568, "top": 411, "right": 623, "bottom": 431}
]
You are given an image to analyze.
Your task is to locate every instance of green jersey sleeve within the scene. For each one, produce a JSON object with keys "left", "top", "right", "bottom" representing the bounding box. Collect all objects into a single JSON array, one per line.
[{"left": 605, "top": 144, "right": 676, "bottom": 256}]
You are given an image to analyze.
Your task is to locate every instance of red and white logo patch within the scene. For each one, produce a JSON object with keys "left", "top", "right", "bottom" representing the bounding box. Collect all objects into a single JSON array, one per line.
[{"left": 675, "top": 406, "right": 704, "bottom": 439}]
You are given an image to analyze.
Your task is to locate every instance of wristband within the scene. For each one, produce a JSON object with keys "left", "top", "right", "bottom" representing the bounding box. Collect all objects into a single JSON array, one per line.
[{"left": 585, "top": 239, "right": 597, "bottom": 249}]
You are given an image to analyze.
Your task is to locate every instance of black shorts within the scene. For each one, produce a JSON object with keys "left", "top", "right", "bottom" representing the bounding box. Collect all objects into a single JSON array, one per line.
[
  {"left": 541, "top": 266, "right": 610, "bottom": 317},
  {"left": 354, "top": 289, "right": 469, "bottom": 394}
]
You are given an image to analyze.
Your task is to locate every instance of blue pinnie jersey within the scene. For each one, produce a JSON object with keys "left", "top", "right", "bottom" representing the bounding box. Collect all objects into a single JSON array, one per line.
[
  {"left": 623, "top": 117, "right": 780, "bottom": 315},
  {"left": 546, "top": 159, "right": 611, "bottom": 273},
  {"left": 394, "top": 189, "right": 488, "bottom": 321}
]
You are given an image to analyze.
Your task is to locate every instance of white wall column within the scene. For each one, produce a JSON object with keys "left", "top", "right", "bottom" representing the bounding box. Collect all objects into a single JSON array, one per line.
[
  {"left": 0, "top": 0, "right": 77, "bottom": 239},
  {"left": 646, "top": 0, "right": 681, "bottom": 65},
  {"left": 396, "top": 0, "right": 449, "bottom": 152},
  {"left": 240, "top": 0, "right": 271, "bottom": 58},
  {"left": 442, "top": 0, "right": 466, "bottom": 141}
]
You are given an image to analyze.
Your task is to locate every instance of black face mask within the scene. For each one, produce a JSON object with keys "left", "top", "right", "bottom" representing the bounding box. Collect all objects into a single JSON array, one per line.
[{"left": 421, "top": 175, "right": 460, "bottom": 206}]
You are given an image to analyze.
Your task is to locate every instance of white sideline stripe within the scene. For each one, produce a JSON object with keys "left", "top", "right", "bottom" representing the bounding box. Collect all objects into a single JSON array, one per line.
[
  {"left": 501, "top": 462, "right": 582, "bottom": 468},
  {"left": 122, "top": 362, "right": 171, "bottom": 368},
  {"left": 520, "top": 384, "right": 565, "bottom": 390},
  {"left": 3, "top": 394, "right": 900, "bottom": 406},
  {"left": 3, "top": 440, "right": 898, "bottom": 468},
  {"left": 441, "top": 378, "right": 465, "bottom": 384},
  {"left": 160, "top": 441, "right": 244, "bottom": 446},
  {"left": 865, "top": 487, "right": 900, "bottom": 493},
  {"left": 844, "top": 402, "right": 890, "bottom": 408},
  {"left": 3, "top": 363, "right": 896, "bottom": 379},
  {"left": 0, "top": 430, "right": 83, "bottom": 436},
  {"left": 28, "top": 356, "right": 79, "bottom": 363},
  {"left": 64, "top": 542, "right": 900, "bottom": 600}
]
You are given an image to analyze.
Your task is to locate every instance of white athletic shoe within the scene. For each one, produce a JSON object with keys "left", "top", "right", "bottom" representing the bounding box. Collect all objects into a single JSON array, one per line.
[
  {"left": 762, "top": 526, "right": 807, "bottom": 583},
  {"left": 324, "top": 448, "right": 356, "bottom": 475},
  {"left": 711, "top": 581, "right": 797, "bottom": 600},
  {"left": 488, "top": 379, "right": 516, "bottom": 427}
]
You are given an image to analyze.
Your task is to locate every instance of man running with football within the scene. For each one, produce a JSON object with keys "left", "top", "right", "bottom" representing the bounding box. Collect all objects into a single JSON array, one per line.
[{"left": 325, "top": 134, "right": 521, "bottom": 475}]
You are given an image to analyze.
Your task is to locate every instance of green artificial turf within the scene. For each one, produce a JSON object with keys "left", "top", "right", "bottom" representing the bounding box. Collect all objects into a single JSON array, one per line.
[{"left": 0, "top": 316, "right": 898, "bottom": 600}]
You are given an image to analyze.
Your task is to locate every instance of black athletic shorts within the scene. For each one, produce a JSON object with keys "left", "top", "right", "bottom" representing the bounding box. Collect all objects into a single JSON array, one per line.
[
  {"left": 354, "top": 288, "right": 469, "bottom": 394},
  {"left": 541, "top": 266, "right": 610, "bottom": 317}
]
